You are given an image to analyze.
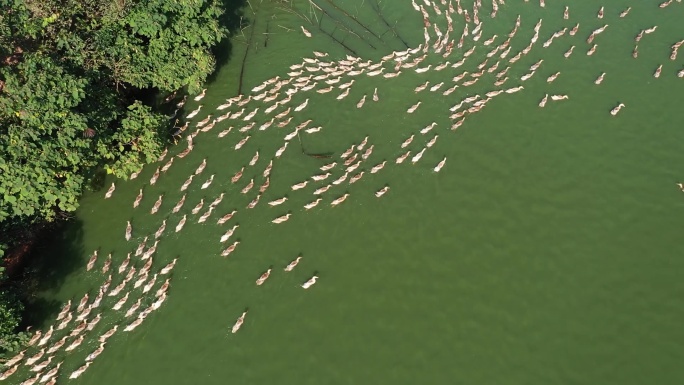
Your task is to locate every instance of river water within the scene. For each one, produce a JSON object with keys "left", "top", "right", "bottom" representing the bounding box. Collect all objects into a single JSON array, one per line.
[{"left": 7, "top": 0, "right": 684, "bottom": 384}]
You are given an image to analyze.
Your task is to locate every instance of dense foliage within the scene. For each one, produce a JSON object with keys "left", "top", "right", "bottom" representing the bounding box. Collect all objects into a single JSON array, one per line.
[{"left": 0, "top": 0, "right": 228, "bottom": 354}]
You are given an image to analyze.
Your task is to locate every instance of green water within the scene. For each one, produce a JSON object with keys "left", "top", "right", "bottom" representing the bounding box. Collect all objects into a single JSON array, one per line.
[{"left": 11, "top": 1, "right": 684, "bottom": 384}]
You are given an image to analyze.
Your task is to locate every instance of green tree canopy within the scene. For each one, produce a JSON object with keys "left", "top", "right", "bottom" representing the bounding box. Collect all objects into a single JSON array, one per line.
[{"left": 0, "top": 0, "right": 226, "bottom": 222}]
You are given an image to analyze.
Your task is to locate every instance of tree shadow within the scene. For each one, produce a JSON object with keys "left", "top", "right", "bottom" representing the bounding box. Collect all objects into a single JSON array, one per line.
[
  {"left": 18, "top": 218, "right": 85, "bottom": 328},
  {"left": 206, "top": 0, "right": 249, "bottom": 86},
  {"left": 88, "top": 168, "right": 108, "bottom": 192}
]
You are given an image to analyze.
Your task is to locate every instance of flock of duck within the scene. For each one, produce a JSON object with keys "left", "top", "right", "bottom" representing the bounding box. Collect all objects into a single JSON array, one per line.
[{"left": 5, "top": 0, "right": 682, "bottom": 383}]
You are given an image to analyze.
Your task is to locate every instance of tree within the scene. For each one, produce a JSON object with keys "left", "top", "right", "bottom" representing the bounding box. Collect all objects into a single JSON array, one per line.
[{"left": 0, "top": 0, "right": 228, "bottom": 354}]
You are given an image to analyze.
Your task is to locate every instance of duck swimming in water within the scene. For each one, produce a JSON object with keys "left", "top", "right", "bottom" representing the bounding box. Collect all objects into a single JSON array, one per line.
[
  {"left": 201, "top": 175, "right": 214, "bottom": 189},
  {"left": 86, "top": 251, "right": 98, "bottom": 271},
  {"left": 610, "top": 103, "right": 626, "bottom": 116},
  {"left": 232, "top": 311, "right": 248, "bottom": 333},
  {"left": 150, "top": 194, "right": 163, "bottom": 214},
  {"left": 304, "top": 198, "right": 322, "bottom": 210},
  {"left": 434, "top": 157, "right": 447, "bottom": 172},
  {"left": 301, "top": 275, "right": 319, "bottom": 289},
  {"left": 175, "top": 215, "right": 187, "bottom": 232},
  {"left": 133, "top": 189, "right": 143, "bottom": 208},
  {"left": 104, "top": 182, "right": 116, "bottom": 199},
  {"left": 69, "top": 362, "right": 91, "bottom": 379},
  {"left": 125, "top": 221, "right": 132, "bottom": 241},
  {"left": 272, "top": 213, "right": 291, "bottom": 224},
  {"left": 221, "top": 241, "right": 240, "bottom": 257},
  {"left": 256, "top": 269, "right": 272, "bottom": 286}
]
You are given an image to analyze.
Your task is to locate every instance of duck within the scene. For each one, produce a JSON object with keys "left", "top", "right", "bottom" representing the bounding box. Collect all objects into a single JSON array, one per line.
[
  {"left": 99, "top": 253, "right": 111, "bottom": 274},
  {"left": 407, "top": 101, "right": 421, "bottom": 113},
  {"left": 25, "top": 349, "right": 46, "bottom": 366},
  {"left": 414, "top": 81, "right": 429, "bottom": 93},
  {"left": 112, "top": 292, "right": 130, "bottom": 311},
  {"left": 411, "top": 148, "right": 427, "bottom": 164},
  {"left": 133, "top": 189, "right": 143, "bottom": 208},
  {"left": 30, "top": 355, "right": 53, "bottom": 372},
  {"left": 194, "top": 88, "right": 207, "bottom": 101},
  {"left": 104, "top": 182, "right": 116, "bottom": 199},
  {"left": 362, "top": 145, "right": 374, "bottom": 160},
  {"left": 301, "top": 275, "right": 319, "bottom": 289},
  {"left": 375, "top": 186, "right": 390, "bottom": 198},
  {"left": 5, "top": 349, "right": 26, "bottom": 367},
  {"left": 156, "top": 258, "right": 177, "bottom": 276},
  {"left": 86, "top": 251, "right": 98, "bottom": 271},
  {"left": 180, "top": 174, "right": 194, "bottom": 192},
  {"left": 654, "top": 65, "right": 663, "bottom": 78},
  {"left": 595, "top": 72, "right": 606, "bottom": 84},
  {"left": 587, "top": 44, "right": 598, "bottom": 56},
  {"left": 356, "top": 95, "right": 366, "bottom": 108},
  {"left": 610, "top": 103, "right": 625, "bottom": 116},
  {"left": 268, "top": 197, "right": 288, "bottom": 206},
  {"left": 256, "top": 269, "right": 272, "bottom": 286},
  {"left": 234, "top": 135, "right": 251, "bottom": 150},
  {"left": 301, "top": 26, "right": 312, "bottom": 37},
  {"left": 275, "top": 142, "right": 289, "bottom": 158},
  {"left": 175, "top": 215, "right": 187, "bottom": 232},
  {"left": 47, "top": 335, "right": 67, "bottom": 353},
  {"left": 294, "top": 99, "right": 309, "bottom": 112},
  {"left": 69, "top": 362, "right": 92, "bottom": 379},
  {"left": 564, "top": 46, "right": 575, "bottom": 58},
  {"left": 140, "top": 275, "right": 158, "bottom": 296},
  {"left": 149, "top": 167, "right": 161, "bottom": 185},
  {"left": 330, "top": 174, "right": 347, "bottom": 186},
  {"left": 284, "top": 256, "right": 302, "bottom": 271},
  {"left": 86, "top": 343, "right": 106, "bottom": 362},
  {"left": 191, "top": 199, "right": 204, "bottom": 215},
  {"left": 304, "top": 199, "right": 322, "bottom": 210},
  {"left": 370, "top": 161, "right": 387, "bottom": 174},
  {"left": 240, "top": 179, "right": 255, "bottom": 194},
  {"left": 232, "top": 311, "right": 248, "bottom": 333},
  {"left": 187, "top": 106, "right": 202, "bottom": 119},
  {"left": 65, "top": 335, "right": 85, "bottom": 352},
  {"left": 20, "top": 373, "right": 40, "bottom": 385},
  {"left": 243, "top": 107, "right": 259, "bottom": 121},
  {"left": 415, "top": 65, "right": 431, "bottom": 73},
  {"left": 196, "top": 115, "right": 212, "bottom": 128},
  {"left": 221, "top": 241, "right": 240, "bottom": 257},
  {"left": 39, "top": 361, "right": 62, "bottom": 382},
  {"left": 434, "top": 157, "right": 447, "bottom": 172},
  {"left": 198, "top": 207, "right": 214, "bottom": 223},
  {"left": 0, "top": 364, "right": 19, "bottom": 380},
  {"left": 272, "top": 213, "right": 292, "bottom": 224},
  {"left": 312, "top": 172, "right": 331, "bottom": 182},
  {"left": 396, "top": 150, "right": 411, "bottom": 164},
  {"left": 201, "top": 175, "right": 214, "bottom": 189},
  {"left": 86, "top": 313, "right": 102, "bottom": 331},
  {"left": 539, "top": 94, "right": 548, "bottom": 108},
  {"left": 357, "top": 136, "right": 369, "bottom": 150},
  {"left": 124, "top": 317, "right": 144, "bottom": 332},
  {"left": 420, "top": 122, "right": 437, "bottom": 135},
  {"left": 217, "top": 210, "right": 237, "bottom": 225},
  {"left": 123, "top": 220, "right": 133, "bottom": 241},
  {"left": 349, "top": 172, "right": 364, "bottom": 184},
  {"left": 373, "top": 88, "right": 379, "bottom": 101},
  {"left": 150, "top": 194, "right": 163, "bottom": 214},
  {"left": 330, "top": 193, "right": 350, "bottom": 206},
  {"left": 336, "top": 88, "right": 350, "bottom": 100},
  {"left": 220, "top": 225, "right": 239, "bottom": 243}
]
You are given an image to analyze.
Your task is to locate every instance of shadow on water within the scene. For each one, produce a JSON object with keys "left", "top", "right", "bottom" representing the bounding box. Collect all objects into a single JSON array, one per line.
[
  {"left": 206, "top": 0, "right": 249, "bottom": 86},
  {"left": 19, "top": 218, "right": 85, "bottom": 328}
]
